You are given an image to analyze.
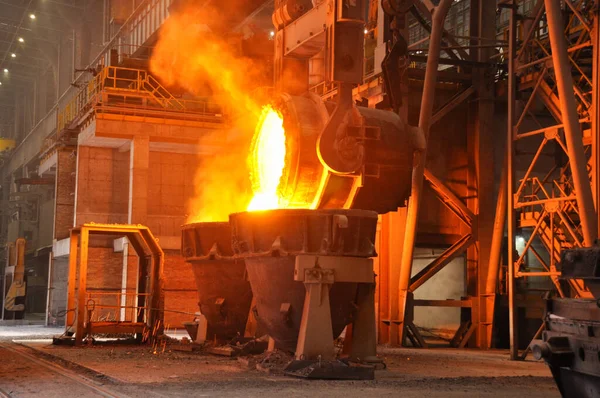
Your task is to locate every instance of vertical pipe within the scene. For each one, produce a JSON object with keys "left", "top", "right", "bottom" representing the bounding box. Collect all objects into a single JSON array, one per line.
[
  {"left": 593, "top": 12, "right": 600, "bottom": 235},
  {"left": 1, "top": 245, "right": 7, "bottom": 320},
  {"left": 66, "top": 232, "right": 77, "bottom": 333},
  {"left": 397, "top": 0, "right": 454, "bottom": 340},
  {"left": 76, "top": 228, "right": 89, "bottom": 346},
  {"left": 507, "top": 0, "right": 518, "bottom": 360},
  {"left": 486, "top": 161, "right": 507, "bottom": 295},
  {"left": 33, "top": 80, "right": 38, "bottom": 127},
  {"left": 45, "top": 254, "right": 53, "bottom": 326},
  {"left": 120, "top": 242, "right": 129, "bottom": 322},
  {"left": 103, "top": 0, "right": 109, "bottom": 44},
  {"left": 72, "top": 30, "right": 76, "bottom": 82},
  {"left": 56, "top": 42, "right": 61, "bottom": 102},
  {"left": 545, "top": 0, "right": 598, "bottom": 245}
]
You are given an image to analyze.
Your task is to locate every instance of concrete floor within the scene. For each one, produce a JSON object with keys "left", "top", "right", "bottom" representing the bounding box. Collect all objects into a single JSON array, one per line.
[
  {"left": 0, "top": 325, "right": 63, "bottom": 340},
  {"left": 0, "top": 326, "right": 560, "bottom": 397}
]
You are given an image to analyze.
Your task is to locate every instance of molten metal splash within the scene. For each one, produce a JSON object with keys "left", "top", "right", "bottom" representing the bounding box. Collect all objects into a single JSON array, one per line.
[{"left": 247, "top": 106, "right": 286, "bottom": 211}]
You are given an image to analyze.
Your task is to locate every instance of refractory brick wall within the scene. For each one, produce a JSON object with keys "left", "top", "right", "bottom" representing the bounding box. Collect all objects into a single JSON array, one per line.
[
  {"left": 75, "top": 147, "right": 199, "bottom": 234},
  {"left": 163, "top": 250, "right": 198, "bottom": 328},
  {"left": 75, "top": 146, "right": 129, "bottom": 225},
  {"left": 146, "top": 151, "right": 198, "bottom": 237},
  {"left": 70, "top": 141, "right": 202, "bottom": 328}
]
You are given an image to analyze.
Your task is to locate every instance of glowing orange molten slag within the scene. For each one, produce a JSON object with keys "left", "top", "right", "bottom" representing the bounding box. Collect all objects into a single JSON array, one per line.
[{"left": 247, "top": 105, "right": 287, "bottom": 211}]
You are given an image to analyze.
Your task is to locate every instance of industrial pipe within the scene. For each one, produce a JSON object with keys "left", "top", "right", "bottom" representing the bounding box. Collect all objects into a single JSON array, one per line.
[
  {"left": 486, "top": 161, "right": 507, "bottom": 295},
  {"left": 396, "top": 0, "right": 453, "bottom": 340},
  {"left": 507, "top": 0, "right": 517, "bottom": 360},
  {"left": 545, "top": 0, "right": 597, "bottom": 246}
]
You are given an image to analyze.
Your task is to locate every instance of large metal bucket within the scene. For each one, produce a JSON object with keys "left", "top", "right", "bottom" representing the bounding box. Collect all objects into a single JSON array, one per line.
[
  {"left": 181, "top": 222, "right": 252, "bottom": 341},
  {"left": 230, "top": 209, "right": 378, "bottom": 351}
]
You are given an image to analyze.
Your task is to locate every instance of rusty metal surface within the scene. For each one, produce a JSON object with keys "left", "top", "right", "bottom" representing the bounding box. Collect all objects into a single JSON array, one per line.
[
  {"left": 230, "top": 209, "right": 378, "bottom": 351},
  {"left": 560, "top": 246, "right": 600, "bottom": 297},
  {"left": 230, "top": 208, "right": 378, "bottom": 257},
  {"left": 189, "top": 260, "right": 252, "bottom": 341},
  {"left": 532, "top": 296, "right": 600, "bottom": 398},
  {"left": 244, "top": 255, "right": 358, "bottom": 351},
  {"left": 531, "top": 244, "right": 600, "bottom": 397},
  {"left": 182, "top": 222, "right": 234, "bottom": 259},
  {"left": 181, "top": 222, "right": 252, "bottom": 341},
  {"left": 269, "top": 93, "right": 414, "bottom": 213},
  {"left": 272, "top": 0, "right": 313, "bottom": 28},
  {"left": 65, "top": 224, "right": 164, "bottom": 346}
]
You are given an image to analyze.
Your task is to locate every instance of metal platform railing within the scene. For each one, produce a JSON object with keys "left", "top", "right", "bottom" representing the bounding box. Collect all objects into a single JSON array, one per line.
[
  {"left": 85, "top": 291, "right": 150, "bottom": 324},
  {"left": 56, "top": 66, "right": 227, "bottom": 133}
]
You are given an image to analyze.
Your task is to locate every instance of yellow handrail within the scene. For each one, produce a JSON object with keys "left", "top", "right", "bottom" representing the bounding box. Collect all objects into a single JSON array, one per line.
[{"left": 55, "top": 66, "right": 225, "bottom": 133}]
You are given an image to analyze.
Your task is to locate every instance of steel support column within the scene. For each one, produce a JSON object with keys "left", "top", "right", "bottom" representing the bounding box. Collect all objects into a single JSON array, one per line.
[
  {"left": 506, "top": 0, "right": 518, "bottom": 360},
  {"left": 65, "top": 232, "right": 78, "bottom": 331},
  {"left": 397, "top": 0, "right": 454, "bottom": 342},
  {"left": 128, "top": 135, "right": 149, "bottom": 225},
  {"left": 469, "top": 0, "right": 497, "bottom": 349},
  {"left": 75, "top": 227, "right": 89, "bottom": 346},
  {"left": 486, "top": 164, "right": 507, "bottom": 296},
  {"left": 592, "top": 3, "right": 600, "bottom": 234}
]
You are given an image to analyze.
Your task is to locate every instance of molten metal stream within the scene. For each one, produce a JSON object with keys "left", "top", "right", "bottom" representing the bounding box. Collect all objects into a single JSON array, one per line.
[{"left": 247, "top": 105, "right": 287, "bottom": 211}]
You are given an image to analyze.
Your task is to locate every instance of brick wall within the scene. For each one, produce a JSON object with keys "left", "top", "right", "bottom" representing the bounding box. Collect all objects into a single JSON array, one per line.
[
  {"left": 75, "top": 146, "right": 129, "bottom": 225},
  {"left": 70, "top": 146, "right": 200, "bottom": 328},
  {"left": 86, "top": 247, "right": 124, "bottom": 290},
  {"left": 163, "top": 250, "right": 198, "bottom": 328},
  {"left": 147, "top": 151, "right": 197, "bottom": 236},
  {"left": 85, "top": 247, "right": 125, "bottom": 322}
]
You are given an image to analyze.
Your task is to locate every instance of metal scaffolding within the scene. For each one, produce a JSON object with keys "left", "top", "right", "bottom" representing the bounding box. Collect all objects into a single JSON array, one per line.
[
  {"left": 505, "top": 0, "right": 598, "bottom": 359},
  {"left": 378, "top": 0, "right": 498, "bottom": 349}
]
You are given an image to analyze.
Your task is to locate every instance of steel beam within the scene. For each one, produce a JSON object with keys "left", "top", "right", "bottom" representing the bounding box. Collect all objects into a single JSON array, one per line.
[
  {"left": 65, "top": 232, "right": 78, "bottom": 331},
  {"left": 431, "top": 86, "right": 475, "bottom": 125},
  {"left": 545, "top": 0, "right": 598, "bottom": 246},
  {"left": 506, "top": 0, "right": 518, "bottom": 360},
  {"left": 397, "top": 0, "right": 454, "bottom": 342},
  {"left": 410, "top": 1, "right": 470, "bottom": 60},
  {"left": 413, "top": 299, "right": 472, "bottom": 307},
  {"left": 424, "top": 168, "right": 474, "bottom": 226},
  {"left": 486, "top": 162, "right": 506, "bottom": 296},
  {"left": 410, "top": 55, "right": 493, "bottom": 68},
  {"left": 593, "top": 3, "right": 600, "bottom": 230},
  {"left": 75, "top": 227, "right": 89, "bottom": 346},
  {"left": 409, "top": 234, "right": 474, "bottom": 292}
]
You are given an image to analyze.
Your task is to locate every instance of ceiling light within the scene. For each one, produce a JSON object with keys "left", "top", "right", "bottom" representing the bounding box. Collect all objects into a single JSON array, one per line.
[
  {"left": 0, "top": 82, "right": 3, "bottom": 86},
  {"left": 364, "top": 28, "right": 368, "bottom": 34},
  {"left": 3, "top": 69, "right": 7, "bottom": 73},
  {"left": 29, "top": 14, "right": 36, "bottom": 20},
  {"left": 270, "top": 31, "right": 275, "bottom": 37},
  {"left": 18, "top": 37, "right": 24, "bottom": 43},
  {"left": 11, "top": 53, "right": 16, "bottom": 58}
]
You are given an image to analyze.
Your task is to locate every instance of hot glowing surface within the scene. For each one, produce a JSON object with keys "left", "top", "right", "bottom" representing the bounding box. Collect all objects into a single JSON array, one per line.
[{"left": 248, "top": 105, "right": 286, "bottom": 211}]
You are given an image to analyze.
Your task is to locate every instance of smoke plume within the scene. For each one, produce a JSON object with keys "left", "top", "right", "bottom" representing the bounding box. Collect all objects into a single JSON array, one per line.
[{"left": 150, "top": 2, "right": 270, "bottom": 222}]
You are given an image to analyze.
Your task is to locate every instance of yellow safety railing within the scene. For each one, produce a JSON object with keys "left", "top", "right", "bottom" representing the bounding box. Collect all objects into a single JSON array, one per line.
[
  {"left": 56, "top": 66, "right": 226, "bottom": 132},
  {"left": 86, "top": 291, "right": 151, "bottom": 323}
]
